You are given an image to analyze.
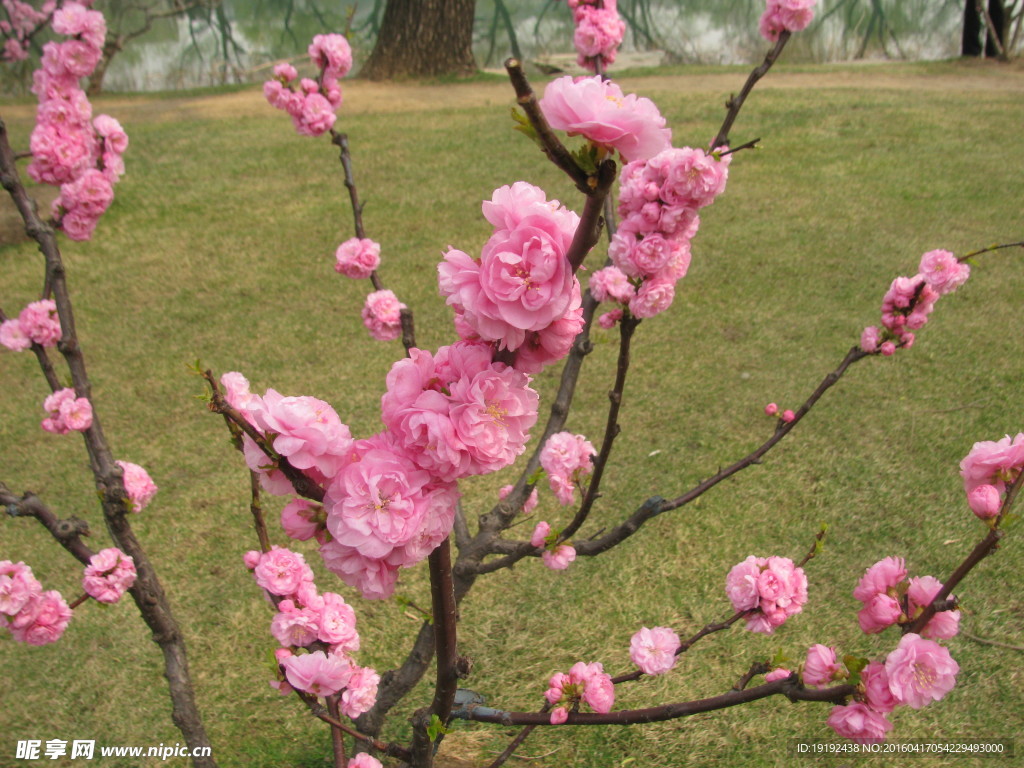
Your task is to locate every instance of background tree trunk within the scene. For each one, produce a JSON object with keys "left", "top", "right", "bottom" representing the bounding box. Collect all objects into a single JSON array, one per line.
[
  {"left": 360, "top": 0, "right": 477, "bottom": 81},
  {"left": 962, "top": 0, "right": 1006, "bottom": 56}
]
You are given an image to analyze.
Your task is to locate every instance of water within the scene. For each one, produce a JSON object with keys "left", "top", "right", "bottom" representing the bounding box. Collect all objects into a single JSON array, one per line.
[{"left": 101, "top": 0, "right": 970, "bottom": 93}]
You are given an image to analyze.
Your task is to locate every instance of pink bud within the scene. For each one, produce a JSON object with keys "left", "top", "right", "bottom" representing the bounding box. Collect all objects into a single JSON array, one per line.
[
  {"left": 781, "top": 410, "right": 795, "bottom": 423},
  {"left": 764, "top": 402, "right": 778, "bottom": 416},
  {"left": 243, "top": 550, "right": 261, "bottom": 569},
  {"left": 880, "top": 341, "right": 896, "bottom": 356},
  {"left": 967, "top": 484, "right": 1001, "bottom": 519}
]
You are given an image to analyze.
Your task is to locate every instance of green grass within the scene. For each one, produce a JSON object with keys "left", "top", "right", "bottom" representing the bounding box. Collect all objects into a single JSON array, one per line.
[{"left": 1, "top": 60, "right": 1023, "bottom": 768}]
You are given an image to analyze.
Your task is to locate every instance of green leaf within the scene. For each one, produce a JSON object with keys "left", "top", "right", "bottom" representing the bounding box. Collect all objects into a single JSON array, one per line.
[
  {"left": 526, "top": 466, "right": 546, "bottom": 487},
  {"left": 843, "top": 654, "right": 868, "bottom": 675},
  {"left": 770, "top": 649, "right": 792, "bottom": 667},
  {"left": 426, "top": 714, "right": 450, "bottom": 741},
  {"left": 511, "top": 108, "right": 539, "bottom": 144},
  {"left": 570, "top": 142, "right": 599, "bottom": 174}
]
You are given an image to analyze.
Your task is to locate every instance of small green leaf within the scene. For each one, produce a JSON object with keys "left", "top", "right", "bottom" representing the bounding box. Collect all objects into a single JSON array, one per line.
[
  {"left": 426, "top": 714, "right": 450, "bottom": 741},
  {"left": 770, "top": 649, "right": 792, "bottom": 667},
  {"left": 511, "top": 108, "right": 539, "bottom": 144},
  {"left": 843, "top": 655, "right": 868, "bottom": 675},
  {"left": 526, "top": 466, "right": 546, "bottom": 487}
]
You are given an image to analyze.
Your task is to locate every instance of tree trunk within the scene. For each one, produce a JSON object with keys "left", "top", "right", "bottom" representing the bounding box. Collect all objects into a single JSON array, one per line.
[
  {"left": 360, "top": 0, "right": 477, "bottom": 81},
  {"left": 962, "top": 0, "right": 1006, "bottom": 57}
]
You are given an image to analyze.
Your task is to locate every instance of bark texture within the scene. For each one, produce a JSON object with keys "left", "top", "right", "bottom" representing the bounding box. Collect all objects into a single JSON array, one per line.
[{"left": 360, "top": 0, "right": 477, "bottom": 80}]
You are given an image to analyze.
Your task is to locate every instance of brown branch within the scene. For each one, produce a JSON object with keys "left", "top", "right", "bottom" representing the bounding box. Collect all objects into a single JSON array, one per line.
[
  {"left": 0, "top": 484, "right": 95, "bottom": 565},
  {"left": 904, "top": 469, "right": 1023, "bottom": 635},
  {"left": 574, "top": 346, "right": 869, "bottom": 557},
  {"left": 455, "top": 679, "right": 857, "bottom": 726},
  {"left": 504, "top": 58, "right": 592, "bottom": 195},
  {"left": 1, "top": 115, "right": 217, "bottom": 768},
  {"left": 560, "top": 313, "right": 639, "bottom": 543},
  {"left": 293, "top": 690, "right": 412, "bottom": 762},
  {"left": 249, "top": 470, "right": 271, "bottom": 553},
  {"left": 960, "top": 240, "right": 1024, "bottom": 261},
  {"left": 201, "top": 368, "right": 325, "bottom": 503},
  {"left": 712, "top": 31, "right": 791, "bottom": 149}
]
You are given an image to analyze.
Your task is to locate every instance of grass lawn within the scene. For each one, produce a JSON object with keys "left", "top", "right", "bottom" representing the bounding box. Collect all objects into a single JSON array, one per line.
[{"left": 1, "top": 58, "right": 1023, "bottom": 768}]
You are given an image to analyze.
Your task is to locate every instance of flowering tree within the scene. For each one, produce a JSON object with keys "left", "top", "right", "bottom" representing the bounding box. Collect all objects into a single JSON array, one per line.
[{"left": 2, "top": 1, "right": 1022, "bottom": 767}]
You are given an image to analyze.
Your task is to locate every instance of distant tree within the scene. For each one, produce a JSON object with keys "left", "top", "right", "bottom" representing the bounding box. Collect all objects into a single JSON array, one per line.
[
  {"left": 962, "top": 0, "right": 1006, "bottom": 57},
  {"left": 359, "top": 0, "right": 476, "bottom": 80}
]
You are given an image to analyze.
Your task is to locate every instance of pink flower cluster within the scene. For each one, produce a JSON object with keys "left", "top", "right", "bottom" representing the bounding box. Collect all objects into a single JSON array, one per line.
[
  {"left": 116, "top": 460, "right": 158, "bottom": 512},
  {"left": 725, "top": 555, "right": 808, "bottom": 634},
  {"left": 759, "top": 0, "right": 818, "bottom": 42},
  {"left": 814, "top": 634, "right": 959, "bottom": 742},
  {"left": 334, "top": 237, "right": 381, "bottom": 279},
  {"left": 764, "top": 402, "right": 795, "bottom": 422},
  {"left": 225, "top": 356, "right": 534, "bottom": 601},
  {"left": 245, "top": 548, "right": 378, "bottom": 715},
  {"left": 567, "top": 0, "right": 625, "bottom": 72},
  {"left": 539, "top": 431, "right": 595, "bottom": 506},
  {"left": 27, "top": 3, "right": 129, "bottom": 241},
  {"left": 594, "top": 145, "right": 730, "bottom": 322},
  {"left": 40, "top": 387, "right": 93, "bottom": 434},
  {"left": 263, "top": 34, "right": 352, "bottom": 137},
  {"left": 853, "top": 556, "right": 960, "bottom": 638},
  {"left": 629, "top": 626, "right": 680, "bottom": 676},
  {"left": 362, "top": 289, "right": 406, "bottom": 342},
  {"left": 545, "top": 661, "right": 614, "bottom": 723},
  {"left": 539, "top": 77, "right": 672, "bottom": 163},
  {"left": 860, "top": 249, "right": 970, "bottom": 356},
  {"left": 0, "top": 298, "right": 61, "bottom": 351},
  {"left": 530, "top": 521, "right": 576, "bottom": 570},
  {"left": 439, "top": 182, "right": 584, "bottom": 371},
  {"left": 1, "top": 560, "right": 72, "bottom": 645},
  {"left": 959, "top": 433, "right": 1024, "bottom": 520},
  {"left": 0, "top": 0, "right": 53, "bottom": 63},
  {"left": 82, "top": 547, "right": 136, "bottom": 603}
]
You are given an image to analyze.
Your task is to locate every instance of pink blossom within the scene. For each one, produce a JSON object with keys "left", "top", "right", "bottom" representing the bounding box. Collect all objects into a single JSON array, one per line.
[
  {"left": 860, "top": 661, "right": 898, "bottom": 714},
  {"left": 318, "top": 592, "right": 360, "bottom": 651},
  {"left": 853, "top": 557, "right": 906, "bottom": 603},
  {"left": 959, "top": 433, "right": 1024, "bottom": 494},
  {"left": 803, "top": 644, "right": 842, "bottom": 687},
  {"left": 540, "top": 431, "right": 595, "bottom": 506},
  {"left": 18, "top": 299, "right": 61, "bottom": 347},
  {"left": 857, "top": 593, "right": 902, "bottom": 634},
  {"left": 270, "top": 602, "right": 320, "bottom": 647},
  {"left": 542, "top": 544, "right": 576, "bottom": 570},
  {"left": 781, "top": 409, "right": 795, "bottom": 423},
  {"left": 9, "top": 590, "right": 72, "bottom": 645},
  {"left": 629, "top": 626, "right": 679, "bottom": 675},
  {"left": 967, "top": 484, "right": 1001, "bottom": 519},
  {"left": 884, "top": 633, "right": 959, "bottom": 709},
  {"left": 334, "top": 238, "right": 381, "bottom": 279},
  {"left": 482, "top": 181, "right": 563, "bottom": 231},
  {"left": 115, "top": 460, "right": 158, "bottom": 512},
  {"left": 918, "top": 249, "right": 969, "bottom": 295},
  {"left": 319, "top": 540, "right": 399, "bottom": 601},
  {"left": 547, "top": 661, "right": 614, "bottom": 715},
  {"left": 906, "top": 575, "right": 960, "bottom": 640},
  {"left": 764, "top": 667, "right": 792, "bottom": 683},
  {"left": 309, "top": 33, "right": 353, "bottom": 79},
  {"left": 764, "top": 402, "right": 778, "bottom": 416},
  {"left": 220, "top": 371, "right": 256, "bottom": 413},
  {"left": 340, "top": 665, "right": 379, "bottom": 718},
  {"left": 512, "top": 286, "right": 586, "bottom": 373},
  {"left": 347, "top": 754, "right": 383, "bottom": 768},
  {"left": 597, "top": 309, "right": 622, "bottom": 329},
  {"left": 827, "top": 702, "right": 892, "bottom": 744},
  {"left": 860, "top": 325, "right": 880, "bottom": 353},
  {"left": 281, "top": 498, "right": 324, "bottom": 541},
  {"left": 0, "top": 561, "right": 43, "bottom": 617},
  {"left": 539, "top": 76, "right": 672, "bottom": 162},
  {"left": 82, "top": 548, "right": 136, "bottom": 604},
  {"left": 41, "top": 388, "right": 92, "bottom": 434},
  {"left": 589, "top": 266, "right": 636, "bottom": 304},
  {"left": 292, "top": 92, "right": 336, "bottom": 137},
  {"left": 573, "top": 6, "right": 625, "bottom": 70},
  {"left": 652, "top": 146, "right": 730, "bottom": 210},
  {"left": 362, "top": 289, "right": 406, "bottom": 342},
  {"left": 581, "top": 662, "right": 614, "bottom": 713},
  {"left": 0, "top": 318, "right": 31, "bottom": 350},
  {"left": 530, "top": 520, "right": 551, "bottom": 548},
  {"left": 52, "top": 2, "right": 106, "bottom": 49},
  {"left": 281, "top": 650, "right": 353, "bottom": 696},
  {"left": 725, "top": 556, "right": 762, "bottom": 612},
  {"left": 247, "top": 388, "right": 354, "bottom": 480},
  {"left": 549, "top": 706, "right": 568, "bottom": 724},
  {"left": 252, "top": 546, "right": 315, "bottom": 597},
  {"left": 628, "top": 278, "right": 675, "bottom": 319},
  {"left": 243, "top": 550, "right": 261, "bottom": 570},
  {"left": 272, "top": 62, "right": 298, "bottom": 82}
]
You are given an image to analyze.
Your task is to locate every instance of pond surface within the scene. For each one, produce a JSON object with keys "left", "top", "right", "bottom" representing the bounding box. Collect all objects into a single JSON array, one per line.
[{"left": 103, "top": 0, "right": 967, "bottom": 92}]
